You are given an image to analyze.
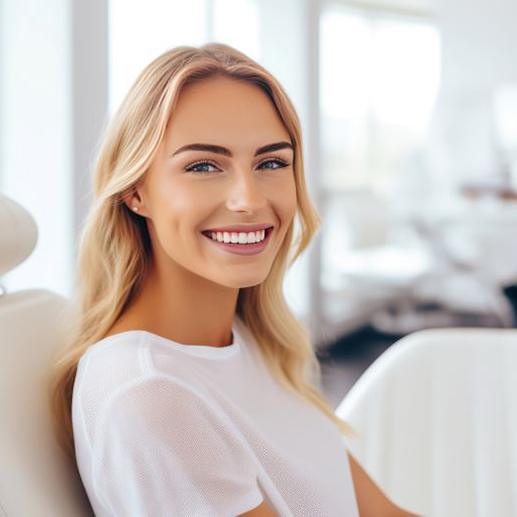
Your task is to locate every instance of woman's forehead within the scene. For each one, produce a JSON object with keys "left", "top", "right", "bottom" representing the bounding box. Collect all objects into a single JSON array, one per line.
[{"left": 164, "top": 80, "right": 290, "bottom": 155}]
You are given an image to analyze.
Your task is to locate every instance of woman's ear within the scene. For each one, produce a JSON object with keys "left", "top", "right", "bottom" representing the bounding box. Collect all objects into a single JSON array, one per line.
[{"left": 122, "top": 187, "right": 145, "bottom": 216}]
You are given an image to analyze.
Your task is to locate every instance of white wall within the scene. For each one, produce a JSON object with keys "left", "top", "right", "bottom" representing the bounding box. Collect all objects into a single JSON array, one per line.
[
  {"left": 0, "top": 0, "right": 109, "bottom": 299},
  {"left": 1, "top": 0, "right": 73, "bottom": 297},
  {"left": 71, "top": 0, "right": 109, "bottom": 257},
  {"left": 435, "top": 0, "right": 517, "bottom": 93},
  {"left": 424, "top": 0, "right": 517, "bottom": 198}
]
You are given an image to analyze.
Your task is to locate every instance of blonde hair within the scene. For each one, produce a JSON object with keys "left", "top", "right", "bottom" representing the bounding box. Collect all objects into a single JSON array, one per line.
[{"left": 48, "top": 42, "right": 356, "bottom": 462}]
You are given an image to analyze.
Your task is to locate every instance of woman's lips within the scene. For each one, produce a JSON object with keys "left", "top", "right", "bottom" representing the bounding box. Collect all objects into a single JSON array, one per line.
[
  {"left": 202, "top": 224, "right": 274, "bottom": 233},
  {"left": 200, "top": 227, "right": 274, "bottom": 255}
]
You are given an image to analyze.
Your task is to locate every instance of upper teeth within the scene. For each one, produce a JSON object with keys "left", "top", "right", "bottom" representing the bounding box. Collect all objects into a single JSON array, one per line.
[{"left": 209, "top": 230, "right": 266, "bottom": 244}]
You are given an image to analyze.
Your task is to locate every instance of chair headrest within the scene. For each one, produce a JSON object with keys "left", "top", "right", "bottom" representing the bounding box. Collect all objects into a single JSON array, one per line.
[{"left": 0, "top": 192, "right": 38, "bottom": 278}]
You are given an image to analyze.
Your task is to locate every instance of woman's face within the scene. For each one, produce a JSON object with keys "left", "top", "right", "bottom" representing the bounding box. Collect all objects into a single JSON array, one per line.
[{"left": 131, "top": 75, "right": 297, "bottom": 289}]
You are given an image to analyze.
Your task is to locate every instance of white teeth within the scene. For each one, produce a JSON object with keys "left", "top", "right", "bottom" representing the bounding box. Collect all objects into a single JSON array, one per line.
[{"left": 207, "top": 229, "right": 268, "bottom": 244}]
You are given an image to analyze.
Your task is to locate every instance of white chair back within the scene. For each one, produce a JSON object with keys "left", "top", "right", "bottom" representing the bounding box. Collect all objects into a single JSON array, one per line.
[
  {"left": 336, "top": 327, "right": 517, "bottom": 517},
  {"left": 0, "top": 192, "right": 93, "bottom": 516}
]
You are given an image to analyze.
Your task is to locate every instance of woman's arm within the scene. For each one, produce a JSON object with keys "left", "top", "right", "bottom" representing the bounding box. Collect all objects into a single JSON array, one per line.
[
  {"left": 347, "top": 451, "right": 422, "bottom": 517},
  {"left": 239, "top": 499, "right": 278, "bottom": 516},
  {"left": 240, "top": 450, "right": 420, "bottom": 517}
]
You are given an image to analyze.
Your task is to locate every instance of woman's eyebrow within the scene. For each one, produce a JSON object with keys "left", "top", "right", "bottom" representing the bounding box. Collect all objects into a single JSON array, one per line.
[{"left": 170, "top": 141, "right": 293, "bottom": 158}]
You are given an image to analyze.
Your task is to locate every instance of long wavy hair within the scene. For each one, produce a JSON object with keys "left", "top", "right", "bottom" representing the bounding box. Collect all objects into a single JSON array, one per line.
[{"left": 48, "top": 42, "right": 356, "bottom": 462}]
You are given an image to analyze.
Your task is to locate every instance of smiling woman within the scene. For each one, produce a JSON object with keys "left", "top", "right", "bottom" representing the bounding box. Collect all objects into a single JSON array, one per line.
[
  {"left": 47, "top": 42, "right": 415, "bottom": 516},
  {"left": 115, "top": 74, "right": 299, "bottom": 298}
]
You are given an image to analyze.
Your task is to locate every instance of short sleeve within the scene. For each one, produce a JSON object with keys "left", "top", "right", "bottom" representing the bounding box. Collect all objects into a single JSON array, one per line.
[{"left": 91, "top": 376, "right": 264, "bottom": 517}]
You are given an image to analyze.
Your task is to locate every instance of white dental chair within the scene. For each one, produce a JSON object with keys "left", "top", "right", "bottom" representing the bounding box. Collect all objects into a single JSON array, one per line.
[
  {"left": 336, "top": 327, "right": 517, "bottom": 517},
  {"left": 0, "top": 192, "right": 93, "bottom": 516}
]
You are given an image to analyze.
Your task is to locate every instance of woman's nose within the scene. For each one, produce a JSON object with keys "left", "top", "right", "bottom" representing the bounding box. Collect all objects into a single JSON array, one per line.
[{"left": 226, "top": 171, "right": 267, "bottom": 212}]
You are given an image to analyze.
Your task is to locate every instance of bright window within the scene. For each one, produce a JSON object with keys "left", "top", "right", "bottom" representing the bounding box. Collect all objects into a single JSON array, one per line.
[
  {"left": 320, "top": 4, "right": 441, "bottom": 192},
  {"left": 108, "top": 0, "right": 207, "bottom": 113},
  {"left": 108, "top": 0, "right": 260, "bottom": 113}
]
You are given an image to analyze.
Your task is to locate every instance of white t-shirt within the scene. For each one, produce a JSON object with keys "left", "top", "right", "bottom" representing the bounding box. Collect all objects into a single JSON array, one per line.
[{"left": 72, "top": 314, "right": 360, "bottom": 516}]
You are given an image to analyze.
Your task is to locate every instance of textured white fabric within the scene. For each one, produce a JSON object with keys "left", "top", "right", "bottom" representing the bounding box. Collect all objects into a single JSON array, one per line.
[{"left": 72, "top": 315, "right": 359, "bottom": 516}]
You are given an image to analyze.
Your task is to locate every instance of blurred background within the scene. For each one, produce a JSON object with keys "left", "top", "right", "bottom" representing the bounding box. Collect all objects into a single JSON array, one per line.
[{"left": 2, "top": 0, "right": 517, "bottom": 405}]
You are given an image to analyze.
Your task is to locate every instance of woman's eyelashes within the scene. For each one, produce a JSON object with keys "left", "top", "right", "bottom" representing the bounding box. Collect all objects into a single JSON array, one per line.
[{"left": 184, "top": 157, "right": 290, "bottom": 174}]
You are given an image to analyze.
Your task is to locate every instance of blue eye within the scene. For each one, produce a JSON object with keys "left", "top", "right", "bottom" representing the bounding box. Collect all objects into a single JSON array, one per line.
[
  {"left": 260, "top": 159, "right": 288, "bottom": 170},
  {"left": 185, "top": 158, "right": 289, "bottom": 174},
  {"left": 185, "top": 161, "right": 219, "bottom": 174}
]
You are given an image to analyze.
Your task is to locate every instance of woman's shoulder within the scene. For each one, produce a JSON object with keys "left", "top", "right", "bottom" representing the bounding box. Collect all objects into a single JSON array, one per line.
[
  {"left": 72, "top": 354, "right": 233, "bottom": 452},
  {"left": 73, "top": 330, "right": 149, "bottom": 423},
  {"left": 73, "top": 328, "right": 213, "bottom": 417},
  {"left": 78, "top": 329, "right": 146, "bottom": 377},
  {"left": 80, "top": 310, "right": 151, "bottom": 364}
]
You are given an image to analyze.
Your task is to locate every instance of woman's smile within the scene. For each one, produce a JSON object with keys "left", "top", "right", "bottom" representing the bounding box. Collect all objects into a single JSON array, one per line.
[{"left": 200, "top": 226, "right": 275, "bottom": 255}]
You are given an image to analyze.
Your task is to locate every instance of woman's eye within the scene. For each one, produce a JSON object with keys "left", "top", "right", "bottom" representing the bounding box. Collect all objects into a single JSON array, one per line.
[
  {"left": 185, "top": 161, "right": 220, "bottom": 174},
  {"left": 184, "top": 158, "right": 289, "bottom": 175},
  {"left": 259, "top": 158, "right": 288, "bottom": 170}
]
